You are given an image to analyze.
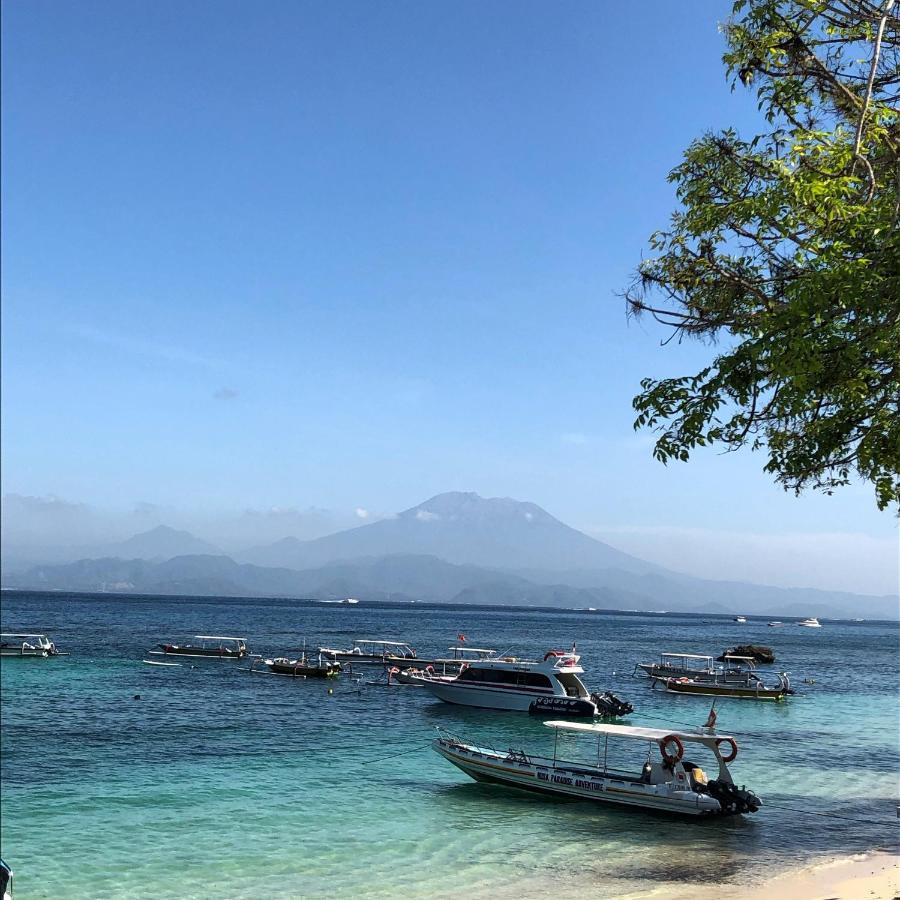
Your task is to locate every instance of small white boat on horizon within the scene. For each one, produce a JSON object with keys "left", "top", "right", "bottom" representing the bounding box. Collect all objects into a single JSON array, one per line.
[
  {"left": 797, "top": 617, "right": 822, "bottom": 628},
  {"left": 733, "top": 616, "right": 747, "bottom": 623}
]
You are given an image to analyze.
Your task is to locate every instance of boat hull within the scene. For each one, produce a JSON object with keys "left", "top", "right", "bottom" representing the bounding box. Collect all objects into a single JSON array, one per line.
[
  {"left": 653, "top": 678, "right": 789, "bottom": 700},
  {"left": 265, "top": 660, "right": 338, "bottom": 678},
  {"left": 150, "top": 647, "right": 246, "bottom": 660},
  {"left": 421, "top": 679, "right": 557, "bottom": 711},
  {"left": 433, "top": 739, "right": 723, "bottom": 817}
]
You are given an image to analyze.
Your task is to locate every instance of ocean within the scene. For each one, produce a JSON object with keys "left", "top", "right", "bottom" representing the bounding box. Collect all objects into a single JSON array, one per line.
[{"left": 1, "top": 590, "right": 898, "bottom": 898}]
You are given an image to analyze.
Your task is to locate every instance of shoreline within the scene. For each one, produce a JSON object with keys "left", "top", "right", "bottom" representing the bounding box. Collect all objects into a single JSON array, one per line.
[{"left": 638, "top": 850, "right": 899, "bottom": 900}]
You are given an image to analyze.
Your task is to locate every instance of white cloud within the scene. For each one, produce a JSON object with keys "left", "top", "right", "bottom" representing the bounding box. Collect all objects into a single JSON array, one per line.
[
  {"left": 588, "top": 524, "right": 899, "bottom": 596},
  {"left": 416, "top": 510, "right": 439, "bottom": 522},
  {"left": 355, "top": 508, "right": 370, "bottom": 519}
]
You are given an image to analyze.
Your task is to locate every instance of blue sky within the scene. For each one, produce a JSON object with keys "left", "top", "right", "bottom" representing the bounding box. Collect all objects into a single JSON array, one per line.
[{"left": 2, "top": 0, "right": 896, "bottom": 594}]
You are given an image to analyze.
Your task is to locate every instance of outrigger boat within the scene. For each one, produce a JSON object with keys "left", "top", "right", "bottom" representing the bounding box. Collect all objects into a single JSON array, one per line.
[
  {"left": 635, "top": 652, "right": 760, "bottom": 684},
  {"left": 256, "top": 653, "right": 340, "bottom": 678},
  {"left": 317, "top": 639, "right": 419, "bottom": 667},
  {"left": 417, "top": 648, "right": 633, "bottom": 717},
  {"left": 651, "top": 671, "right": 792, "bottom": 701},
  {"left": 148, "top": 636, "right": 248, "bottom": 659},
  {"left": 390, "top": 645, "right": 499, "bottom": 684},
  {"left": 433, "top": 720, "right": 761, "bottom": 817},
  {"left": 0, "top": 634, "right": 66, "bottom": 658}
]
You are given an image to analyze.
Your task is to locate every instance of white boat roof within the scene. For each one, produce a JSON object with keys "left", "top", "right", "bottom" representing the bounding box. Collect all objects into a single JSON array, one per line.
[
  {"left": 660, "top": 653, "right": 712, "bottom": 660},
  {"left": 723, "top": 655, "right": 755, "bottom": 661},
  {"left": 1, "top": 633, "right": 49, "bottom": 639},
  {"left": 194, "top": 635, "right": 247, "bottom": 641},
  {"left": 544, "top": 721, "right": 731, "bottom": 745},
  {"left": 447, "top": 646, "right": 496, "bottom": 653},
  {"left": 354, "top": 640, "right": 412, "bottom": 646}
]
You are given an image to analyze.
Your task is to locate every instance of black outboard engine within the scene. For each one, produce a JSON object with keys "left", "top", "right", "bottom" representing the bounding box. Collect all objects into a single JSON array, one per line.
[
  {"left": 590, "top": 690, "right": 634, "bottom": 718},
  {"left": 706, "top": 779, "right": 762, "bottom": 815}
]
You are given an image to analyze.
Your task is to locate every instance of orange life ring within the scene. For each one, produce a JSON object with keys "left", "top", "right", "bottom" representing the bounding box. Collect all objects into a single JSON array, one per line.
[
  {"left": 716, "top": 736, "right": 739, "bottom": 762},
  {"left": 425, "top": 665, "right": 435, "bottom": 674},
  {"left": 544, "top": 649, "right": 566, "bottom": 660},
  {"left": 659, "top": 734, "right": 684, "bottom": 765}
]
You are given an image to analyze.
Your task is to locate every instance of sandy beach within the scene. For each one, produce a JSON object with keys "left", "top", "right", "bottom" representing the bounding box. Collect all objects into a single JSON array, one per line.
[{"left": 645, "top": 851, "right": 900, "bottom": 900}]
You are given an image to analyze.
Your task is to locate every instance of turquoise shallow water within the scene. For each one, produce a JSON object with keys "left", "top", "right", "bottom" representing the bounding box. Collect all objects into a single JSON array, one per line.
[{"left": 1, "top": 591, "right": 898, "bottom": 898}]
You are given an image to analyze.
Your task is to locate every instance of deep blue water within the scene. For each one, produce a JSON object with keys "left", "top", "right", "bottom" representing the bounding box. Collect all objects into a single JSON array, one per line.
[{"left": 1, "top": 591, "right": 898, "bottom": 899}]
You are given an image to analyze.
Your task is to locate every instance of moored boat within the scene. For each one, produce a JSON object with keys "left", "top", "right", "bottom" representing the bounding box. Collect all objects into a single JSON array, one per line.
[
  {"left": 433, "top": 720, "right": 761, "bottom": 817},
  {"left": 418, "top": 648, "right": 633, "bottom": 717},
  {"left": 148, "top": 636, "right": 248, "bottom": 659},
  {"left": 0, "top": 634, "right": 66, "bottom": 658},
  {"left": 635, "top": 652, "right": 758, "bottom": 683},
  {"left": 318, "top": 639, "right": 419, "bottom": 667},
  {"left": 261, "top": 654, "right": 340, "bottom": 678},
  {"left": 653, "top": 671, "right": 792, "bottom": 701}
]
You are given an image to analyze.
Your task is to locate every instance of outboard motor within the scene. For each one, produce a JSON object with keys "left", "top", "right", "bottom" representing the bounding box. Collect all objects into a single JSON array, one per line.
[
  {"left": 590, "top": 690, "right": 634, "bottom": 718},
  {"left": 706, "top": 779, "right": 762, "bottom": 815}
]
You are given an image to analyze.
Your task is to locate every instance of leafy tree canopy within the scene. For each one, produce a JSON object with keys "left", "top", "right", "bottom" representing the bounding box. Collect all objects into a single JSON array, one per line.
[{"left": 627, "top": 0, "right": 899, "bottom": 510}]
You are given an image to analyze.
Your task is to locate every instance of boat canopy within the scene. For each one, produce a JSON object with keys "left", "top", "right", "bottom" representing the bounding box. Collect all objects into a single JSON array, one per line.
[
  {"left": 722, "top": 655, "right": 755, "bottom": 662},
  {"left": 543, "top": 721, "right": 733, "bottom": 746},
  {"left": 355, "top": 640, "right": 413, "bottom": 646},
  {"left": 1, "top": 633, "right": 50, "bottom": 640},
  {"left": 446, "top": 646, "right": 496, "bottom": 653},
  {"left": 194, "top": 635, "right": 247, "bottom": 641},
  {"left": 660, "top": 653, "right": 713, "bottom": 661}
]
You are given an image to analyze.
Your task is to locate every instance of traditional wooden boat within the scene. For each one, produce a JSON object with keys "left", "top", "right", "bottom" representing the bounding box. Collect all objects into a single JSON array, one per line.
[
  {"left": 652, "top": 671, "right": 792, "bottom": 701},
  {"left": 148, "top": 636, "right": 248, "bottom": 659},
  {"left": 433, "top": 720, "right": 761, "bottom": 817},
  {"left": 317, "top": 639, "right": 420, "bottom": 667},
  {"left": 0, "top": 634, "right": 66, "bottom": 658},
  {"left": 635, "top": 652, "right": 758, "bottom": 683},
  {"left": 261, "top": 655, "right": 340, "bottom": 678}
]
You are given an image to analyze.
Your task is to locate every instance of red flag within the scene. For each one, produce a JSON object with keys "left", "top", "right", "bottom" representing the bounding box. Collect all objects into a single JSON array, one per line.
[{"left": 457, "top": 633, "right": 467, "bottom": 642}]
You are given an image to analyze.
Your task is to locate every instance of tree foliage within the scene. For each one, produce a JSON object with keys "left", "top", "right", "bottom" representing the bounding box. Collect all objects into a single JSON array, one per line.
[{"left": 627, "top": 0, "right": 900, "bottom": 510}]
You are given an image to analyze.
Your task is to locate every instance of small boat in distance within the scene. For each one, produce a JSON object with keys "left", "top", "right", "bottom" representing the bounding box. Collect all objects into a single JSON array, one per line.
[
  {"left": 635, "top": 652, "right": 757, "bottom": 684},
  {"left": 318, "top": 639, "right": 419, "bottom": 667},
  {"left": 733, "top": 616, "right": 747, "bottom": 623},
  {"left": 260, "top": 655, "right": 340, "bottom": 678},
  {"left": 0, "top": 634, "right": 66, "bottom": 658},
  {"left": 433, "top": 720, "right": 761, "bottom": 817},
  {"left": 797, "top": 617, "right": 822, "bottom": 628},
  {"left": 148, "top": 636, "right": 248, "bottom": 659},
  {"left": 767, "top": 621, "right": 784, "bottom": 627}
]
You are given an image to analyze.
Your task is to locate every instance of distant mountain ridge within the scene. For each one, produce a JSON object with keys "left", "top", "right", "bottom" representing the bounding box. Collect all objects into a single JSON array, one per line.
[{"left": 3, "top": 492, "right": 897, "bottom": 619}]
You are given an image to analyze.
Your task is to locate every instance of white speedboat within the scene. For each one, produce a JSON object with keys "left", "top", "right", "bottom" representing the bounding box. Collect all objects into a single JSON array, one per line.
[
  {"left": 418, "top": 648, "right": 632, "bottom": 717},
  {"left": 797, "top": 617, "right": 822, "bottom": 628},
  {"left": 767, "top": 621, "right": 784, "bottom": 627},
  {"left": 0, "top": 634, "right": 66, "bottom": 658},
  {"left": 734, "top": 616, "right": 747, "bottom": 623},
  {"left": 433, "top": 720, "right": 761, "bottom": 817}
]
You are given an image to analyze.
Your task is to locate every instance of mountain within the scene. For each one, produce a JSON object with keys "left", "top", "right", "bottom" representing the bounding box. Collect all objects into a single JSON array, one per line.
[
  {"left": 5, "top": 549, "right": 896, "bottom": 619},
  {"left": 240, "top": 492, "right": 657, "bottom": 574},
  {"left": 106, "top": 526, "right": 221, "bottom": 560},
  {"left": 3, "top": 492, "right": 896, "bottom": 619}
]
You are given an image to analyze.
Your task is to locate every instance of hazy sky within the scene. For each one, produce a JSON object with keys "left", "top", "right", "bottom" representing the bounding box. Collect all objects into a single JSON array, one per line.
[{"left": 2, "top": 0, "right": 897, "bottom": 595}]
